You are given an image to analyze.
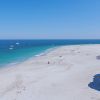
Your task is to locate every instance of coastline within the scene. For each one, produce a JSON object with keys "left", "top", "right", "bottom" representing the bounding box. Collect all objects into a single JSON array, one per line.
[
  {"left": 0, "top": 44, "right": 86, "bottom": 69},
  {"left": 0, "top": 46, "right": 57, "bottom": 69},
  {"left": 0, "top": 44, "right": 100, "bottom": 100}
]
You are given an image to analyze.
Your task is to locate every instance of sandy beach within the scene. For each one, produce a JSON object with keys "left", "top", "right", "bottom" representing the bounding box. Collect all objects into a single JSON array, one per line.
[{"left": 0, "top": 44, "right": 100, "bottom": 100}]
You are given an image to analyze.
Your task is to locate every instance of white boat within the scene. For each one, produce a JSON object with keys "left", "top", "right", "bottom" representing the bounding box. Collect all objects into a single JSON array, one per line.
[
  {"left": 16, "top": 42, "right": 20, "bottom": 45},
  {"left": 10, "top": 45, "right": 14, "bottom": 48},
  {"left": 9, "top": 47, "right": 13, "bottom": 50}
]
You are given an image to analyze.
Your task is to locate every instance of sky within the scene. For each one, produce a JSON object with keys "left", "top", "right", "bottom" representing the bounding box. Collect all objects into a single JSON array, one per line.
[{"left": 0, "top": 0, "right": 100, "bottom": 39}]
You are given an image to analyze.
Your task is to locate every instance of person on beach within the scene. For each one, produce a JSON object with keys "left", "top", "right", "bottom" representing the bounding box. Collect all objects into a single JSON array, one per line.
[{"left": 48, "top": 61, "right": 50, "bottom": 64}]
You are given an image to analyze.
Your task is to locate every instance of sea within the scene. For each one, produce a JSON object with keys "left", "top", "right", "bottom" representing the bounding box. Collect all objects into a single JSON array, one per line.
[{"left": 0, "top": 39, "right": 100, "bottom": 67}]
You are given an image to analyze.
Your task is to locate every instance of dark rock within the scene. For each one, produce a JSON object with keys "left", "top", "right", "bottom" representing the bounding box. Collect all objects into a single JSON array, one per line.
[
  {"left": 96, "top": 56, "right": 100, "bottom": 60},
  {"left": 88, "top": 74, "right": 100, "bottom": 91}
]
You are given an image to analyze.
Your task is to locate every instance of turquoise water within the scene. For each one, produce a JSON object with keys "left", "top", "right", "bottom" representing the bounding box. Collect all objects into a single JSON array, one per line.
[
  {"left": 1, "top": 39, "right": 100, "bottom": 67},
  {"left": 0, "top": 45, "right": 53, "bottom": 66}
]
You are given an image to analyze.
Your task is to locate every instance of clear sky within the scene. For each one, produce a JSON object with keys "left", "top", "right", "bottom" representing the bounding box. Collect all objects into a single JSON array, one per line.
[{"left": 0, "top": 0, "right": 100, "bottom": 39}]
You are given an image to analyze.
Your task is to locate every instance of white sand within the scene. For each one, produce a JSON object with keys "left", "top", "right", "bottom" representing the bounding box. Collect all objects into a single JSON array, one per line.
[{"left": 0, "top": 45, "right": 100, "bottom": 100}]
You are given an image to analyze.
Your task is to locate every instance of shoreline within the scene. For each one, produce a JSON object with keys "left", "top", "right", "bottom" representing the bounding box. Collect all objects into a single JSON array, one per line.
[
  {"left": 0, "top": 44, "right": 100, "bottom": 100},
  {"left": 1, "top": 44, "right": 99, "bottom": 68},
  {"left": 0, "top": 44, "right": 99, "bottom": 72},
  {"left": 0, "top": 46, "right": 57, "bottom": 69}
]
